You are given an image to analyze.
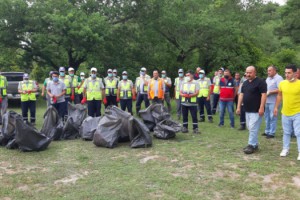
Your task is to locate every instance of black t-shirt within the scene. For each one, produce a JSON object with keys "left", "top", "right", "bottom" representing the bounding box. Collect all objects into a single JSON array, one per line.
[{"left": 241, "top": 77, "right": 267, "bottom": 112}]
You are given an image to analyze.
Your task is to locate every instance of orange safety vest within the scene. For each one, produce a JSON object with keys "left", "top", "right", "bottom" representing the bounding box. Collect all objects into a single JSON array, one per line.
[{"left": 149, "top": 78, "right": 164, "bottom": 99}]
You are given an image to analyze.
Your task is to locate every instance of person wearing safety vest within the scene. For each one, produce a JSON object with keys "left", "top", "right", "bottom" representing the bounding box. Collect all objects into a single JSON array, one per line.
[
  {"left": 117, "top": 71, "right": 135, "bottom": 115},
  {"left": 218, "top": 69, "right": 236, "bottom": 128},
  {"left": 113, "top": 69, "right": 120, "bottom": 81},
  {"left": 212, "top": 68, "right": 224, "bottom": 115},
  {"left": 197, "top": 70, "right": 213, "bottom": 123},
  {"left": 103, "top": 69, "right": 119, "bottom": 108},
  {"left": 77, "top": 72, "right": 86, "bottom": 103},
  {"left": 59, "top": 67, "right": 72, "bottom": 120},
  {"left": 18, "top": 73, "right": 38, "bottom": 124},
  {"left": 148, "top": 70, "right": 165, "bottom": 104},
  {"left": 174, "top": 69, "right": 185, "bottom": 120},
  {"left": 161, "top": 70, "right": 172, "bottom": 112},
  {"left": 180, "top": 70, "right": 200, "bottom": 134},
  {"left": 67, "top": 67, "right": 79, "bottom": 104},
  {"left": 81, "top": 68, "right": 105, "bottom": 117},
  {"left": 0, "top": 71, "right": 8, "bottom": 124},
  {"left": 47, "top": 71, "right": 66, "bottom": 119},
  {"left": 42, "top": 71, "right": 53, "bottom": 107},
  {"left": 135, "top": 67, "right": 151, "bottom": 114}
]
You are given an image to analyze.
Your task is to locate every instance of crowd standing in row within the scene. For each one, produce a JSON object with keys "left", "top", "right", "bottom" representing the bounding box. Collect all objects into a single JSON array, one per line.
[{"left": 0, "top": 64, "right": 299, "bottom": 159}]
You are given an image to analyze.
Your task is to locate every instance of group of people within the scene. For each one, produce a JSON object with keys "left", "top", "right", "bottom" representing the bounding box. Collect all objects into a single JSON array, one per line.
[{"left": 0, "top": 64, "right": 299, "bottom": 159}]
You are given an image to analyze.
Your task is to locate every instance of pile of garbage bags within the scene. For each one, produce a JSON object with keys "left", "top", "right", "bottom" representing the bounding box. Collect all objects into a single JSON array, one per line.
[
  {"left": 0, "top": 111, "right": 51, "bottom": 151},
  {"left": 139, "top": 104, "right": 181, "bottom": 139}
]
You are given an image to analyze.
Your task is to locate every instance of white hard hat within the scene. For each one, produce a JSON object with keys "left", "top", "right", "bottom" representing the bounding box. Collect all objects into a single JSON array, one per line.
[
  {"left": 113, "top": 69, "right": 117, "bottom": 73},
  {"left": 68, "top": 67, "right": 74, "bottom": 72},
  {"left": 141, "top": 67, "right": 146, "bottom": 71},
  {"left": 91, "top": 67, "right": 97, "bottom": 72},
  {"left": 80, "top": 72, "right": 85, "bottom": 76},
  {"left": 199, "top": 70, "right": 205, "bottom": 74}
]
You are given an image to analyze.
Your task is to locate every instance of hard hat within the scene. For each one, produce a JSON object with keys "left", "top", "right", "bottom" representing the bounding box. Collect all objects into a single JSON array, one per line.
[
  {"left": 140, "top": 67, "right": 146, "bottom": 71},
  {"left": 199, "top": 70, "right": 205, "bottom": 74},
  {"left": 178, "top": 69, "right": 184, "bottom": 73},
  {"left": 113, "top": 69, "right": 117, "bottom": 73},
  {"left": 59, "top": 67, "right": 65, "bottom": 72},
  {"left": 91, "top": 67, "right": 97, "bottom": 72},
  {"left": 80, "top": 72, "right": 85, "bottom": 76},
  {"left": 107, "top": 69, "right": 113, "bottom": 73},
  {"left": 68, "top": 67, "right": 74, "bottom": 72},
  {"left": 23, "top": 73, "right": 29, "bottom": 79},
  {"left": 122, "top": 71, "right": 127, "bottom": 75}
]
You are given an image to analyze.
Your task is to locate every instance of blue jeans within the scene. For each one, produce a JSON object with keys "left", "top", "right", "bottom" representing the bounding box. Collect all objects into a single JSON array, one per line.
[
  {"left": 264, "top": 103, "right": 278, "bottom": 136},
  {"left": 282, "top": 113, "right": 300, "bottom": 152},
  {"left": 219, "top": 100, "right": 234, "bottom": 127},
  {"left": 246, "top": 112, "right": 263, "bottom": 146}
]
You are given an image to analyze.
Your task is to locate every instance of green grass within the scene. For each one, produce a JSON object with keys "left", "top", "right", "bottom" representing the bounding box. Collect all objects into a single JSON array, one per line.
[{"left": 1, "top": 98, "right": 300, "bottom": 200}]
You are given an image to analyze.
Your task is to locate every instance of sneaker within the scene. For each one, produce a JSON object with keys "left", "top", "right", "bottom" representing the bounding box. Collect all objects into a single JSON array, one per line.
[
  {"left": 266, "top": 135, "right": 275, "bottom": 139},
  {"left": 208, "top": 119, "right": 213, "bottom": 123},
  {"left": 261, "top": 133, "right": 268, "bottom": 136},
  {"left": 280, "top": 149, "right": 289, "bottom": 157},
  {"left": 198, "top": 118, "right": 205, "bottom": 122},
  {"left": 218, "top": 124, "right": 224, "bottom": 127},
  {"left": 193, "top": 128, "right": 200, "bottom": 134},
  {"left": 181, "top": 127, "right": 189, "bottom": 133},
  {"left": 243, "top": 145, "right": 258, "bottom": 154},
  {"left": 238, "top": 126, "right": 246, "bottom": 131},
  {"left": 297, "top": 153, "right": 300, "bottom": 161}
]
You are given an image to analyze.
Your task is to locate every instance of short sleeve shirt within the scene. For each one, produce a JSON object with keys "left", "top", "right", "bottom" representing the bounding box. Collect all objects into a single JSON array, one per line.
[
  {"left": 266, "top": 74, "right": 283, "bottom": 103},
  {"left": 180, "top": 80, "right": 200, "bottom": 106},
  {"left": 279, "top": 80, "right": 300, "bottom": 116},
  {"left": 46, "top": 80, "right": 66, "bottom": 103},
  {"left": 241, "top": 77, "right": 267, "bottom": 112}
]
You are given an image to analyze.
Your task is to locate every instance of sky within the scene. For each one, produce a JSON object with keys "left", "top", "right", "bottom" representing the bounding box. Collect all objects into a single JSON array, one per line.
[{"left": 266, "top": 0, "right": 287, "bottom": 5}]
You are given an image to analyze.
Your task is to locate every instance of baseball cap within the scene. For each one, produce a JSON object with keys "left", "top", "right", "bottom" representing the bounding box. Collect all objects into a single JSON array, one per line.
[
  {"left": 122, "top": 71, "right": 127, "bottom": 75},
  {"left": 80, "top": 72, "right": 85, "bottom": 76},
  {"left": 23, "top": 73, "right": 29, "bottom": 79},
  {"left": 199, "top": 70, "right": 205, "bottom": 74},
  {"left": 141, "top": 67, "right": 146, "bottom": 72},
  {"left": 107, "top": 69, "right": 113, "bottom": 73},
  {"left": 178, "top": 69, "right": 184, "bottom": 73},
  {"left": 219, "top": 67, "right": 224, "bottom": 71},
  {"left": 59, "top": 67, "right": 65, "bottom": 72},
  {"left": 68, "top": 67, "right": 74, "bottom": 72},
  {"left": 113, "top": 69, "right": 117, "bottom": 73},
  {"left": 161, "top": 70, "right": 166, "bottom": 74},
  {"left": 91, "top": 67, "right": 97, "bottom": 72}
]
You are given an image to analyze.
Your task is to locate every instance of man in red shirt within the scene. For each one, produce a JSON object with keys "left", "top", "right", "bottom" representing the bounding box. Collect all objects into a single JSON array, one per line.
[{"left": 218, "top": 69, "right": 236, "bottom": 128}]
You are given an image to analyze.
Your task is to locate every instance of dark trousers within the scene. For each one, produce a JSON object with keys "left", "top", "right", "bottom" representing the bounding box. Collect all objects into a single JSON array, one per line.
[
  {"left": 197, "top": 97, "right": 212, "bottom": 120},
  {"left": 88, "top": 100, "right": 101, "bottom": 117},
  {"left": 52, "top": 102, "right": 66, "bottom": 120},
  {"left": 74, "top": 94, "right": 81, "bottom": 104},
  {"left": 120, "top": 99, "right": 133, "bottom": 115},
  {"left": 182, "top": 105, "right": 198, "bottom": 130},
  {"left": 64, "top": 97, "right": 70, "bottom": 119},
  {"left": 21, "top": 100, "right": 36, "bottom": 123},
  {"left": 136, "top": 93, "right": 150, "bottom": 113},
  {"left": 151, "top": 97, "right": 163, "bottom": 105},
  {"left": 105, "top": 96, "right": 117, "bottom": 108},
  {"left": 240, "top": 104, "right": 246, "bottom": 127},
  {"left": 212, "top": 93, "right": 219, "bottom": 114}
]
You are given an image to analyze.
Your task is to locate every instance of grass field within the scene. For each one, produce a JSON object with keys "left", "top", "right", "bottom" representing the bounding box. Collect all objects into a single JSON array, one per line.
[{"left": 1, "top": 98, "right": 300, "bottom": 200}]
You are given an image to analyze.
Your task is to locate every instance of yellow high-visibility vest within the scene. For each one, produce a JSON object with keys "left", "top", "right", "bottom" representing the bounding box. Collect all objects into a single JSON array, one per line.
[
  {"left": 119, "top": 80, "right": 132, "bottom": 99},
  {"left": 105, "top": 78, "right": 118, "bottom": 96},
  {"left": 86, "top": 78, "right": 102, "bottom": 101},
  {"left": 198, "top": 78, "right": 210, "bottom": 97},
  {"left": 0, "top": 75, "right": 7, "bottom": 96},
  {"left": 20, "top": 80, "right": 36, "bottom": 102},
  {"left": 181, "top": 83, "right": 197, "bottom": 104}
]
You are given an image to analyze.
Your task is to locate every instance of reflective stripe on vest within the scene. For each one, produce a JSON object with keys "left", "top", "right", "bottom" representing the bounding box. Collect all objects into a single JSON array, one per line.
[
  {"left": 181, "top": 83, "right": 197, "bottom": 104},
  {"left": 105, "top": 79, "right": 117, "bottom": 96},
  {"left": 120, "top": 81, "right": 132, "bottom": 99},
  {"left": 77, "top": 80, "right": 85, "bottom": 94},
  {"left": 0, "top": 76, "right": 7, "bottom": 96},
  {"left": 149, "top": 78, "right": 164, "bottom": 99},
  {"left": 213, "top": 76, "right": 220, "bottom": 94},
  {"left": 135, "top": 78, "right": 148, "bottom": 93},
  {"left": 198, "top": 78, "right": 210, "bottom": 97},
  {"left": 86, "top": 78, "right": 102, "bottom": 100},
  {"left": 68, "top": 75, "right": 79, "bottom": 94},
  {"left": 60, "top": 78, "right": 71, "bottom": 95},
  {"left": 21, "top": 81, "right": 36, "bottom": 102}
]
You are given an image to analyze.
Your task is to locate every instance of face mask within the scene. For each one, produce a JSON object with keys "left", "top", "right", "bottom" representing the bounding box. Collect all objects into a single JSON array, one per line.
[
  {"left": 52, "top": 77, "right": 59, "bottom": 82},
  {"left": 24, "top": 79, "right": 29, "bottom": 82},
  {"left": 69, "top": 73, "right": 74, "bottom": 77},
  {"left": 185, "top": 77, "right": 191, "bottom": 82},
  {"left": 140, "top": 71, "right": 145, "bottom": 76},
  {"left": 179, "top": 73, "right": 183, "bottom": 77},
  {"left": 81, "top": 77, "right": 85, "bottom": 80},
  {"left": 224, "top": 75, "right": 229, "bottom": 79},
  {"left": 199, "top": 74, "right": 204, "bottom": 79},
  {"left": 108, "top": 73, "right": 113, "bottom": 77},
  {"left": 60, "top": 72, "right": 65, "bottom": 76},
  {"left": 162, "top": 74, "right": 166, "bottom": 78},
  {"left": 122, "top": 75, "right": 127, "bottom": 80},
  {"left": 113, "top": 73, "right": 117, "bottom": 77},
  {"left": 91, "top": 74, "right": 96, "bottom": 79}
]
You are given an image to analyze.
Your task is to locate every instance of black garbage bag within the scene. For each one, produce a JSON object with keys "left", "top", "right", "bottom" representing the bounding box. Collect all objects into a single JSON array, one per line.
[
  {"left": 93, "top": 115, "right": 122, "bottom": 148},
  {"left": 130, "top": 118, "right": 152, "bottom": 148},
  {"left": 153, "top": 119, "right": 182, "bottom": 139},
  {"left": 40, "top": 106, "right": 63, "bottom": 140},
  {"left": 80, "top": 116, "right": 101, "bottom": 140},
  {"left": 139, "top": 104, "right": 170, "bottom": 131},
  {"left": 62, "top": 103, "right": 87, "bottom": 139},
  {"left": 15, "top": 118, "right": 51, "bottom": 152},
  {"left": 6, "top": 138, "right": 18, "bottom": 149},
  {"left": 105, "top": 106, "right": 133, "bottom": 142},
  {"left": 0, "top": 111, "right": 21, "bottom": 146}
]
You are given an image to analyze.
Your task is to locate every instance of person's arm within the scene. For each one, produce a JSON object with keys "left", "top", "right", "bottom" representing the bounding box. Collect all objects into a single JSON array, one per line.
[
  {"left": 273, "top": 90, "right": 282, "bottom": 117},
  {"left": 236, "top": 93, "right": 244, "bottom": 115},
  {"left": 47, "top": 89, "right": 53, "bottom": 98},
  {"left": 117, "top": 84, "right": 121, "bottom": 99},
  {"left": 56, "top": 89, "right": 66, "bottom": 98}
]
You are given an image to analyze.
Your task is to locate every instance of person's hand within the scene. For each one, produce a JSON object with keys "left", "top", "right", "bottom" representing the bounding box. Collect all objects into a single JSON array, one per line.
[
  {"left": 0, "top": 97, "right": 2, "bottom": 104},
  {"left": 116, "top": 98, "right": 120, "bottom": 103},
  {"left": 23, "top": 91, "right": 27, "bottom": 94},
  {"left": 27, "top": 90, "right": 32, "bottom": 94},
  {"left": 206, "top": 97, "right": 210, "bottom": 101},
  {"left": 132, "top": 95, "right": 136, "bottom": 101},
  {"left": 70, "top": 94, "right": 75, "bottom": 101},
  {"left": 81, "top": 97, "right": 87, "bottom": 104},
  {"left": 52, "top": 96, "right": 57, "bottom": 104},
  {"left": 259, "top": 107, "right": 264, "bottom": 116},
  {"left": 273, "top": 107, "right": 278, "bottom": 117},
  {"left": 236, "top": 108, "right": 240, "bottom": 115},
  {"left": 103, "top": 98, "right": 107, "bottom": 105},
  {"left": 41, "top": 92, "right": 44, "bottom": 96}
]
